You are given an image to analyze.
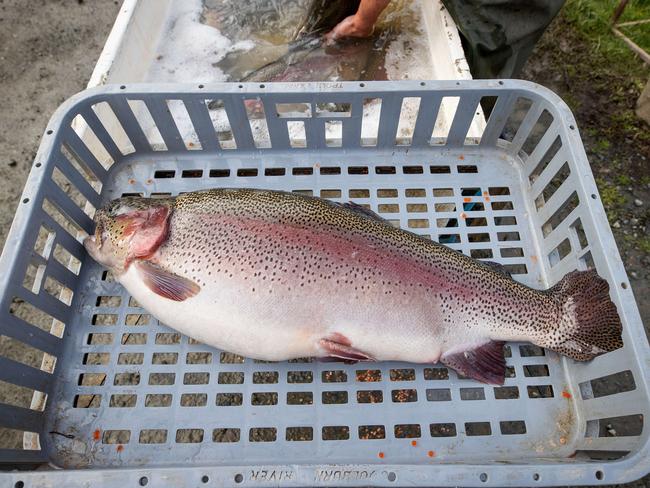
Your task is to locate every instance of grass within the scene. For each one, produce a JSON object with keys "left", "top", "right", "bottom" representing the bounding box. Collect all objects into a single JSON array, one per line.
[
  {"left": 620, "top": 22, "right": 650, "bottom": 54},
  {"left": 596, "top": 177, "right": 626, "bottom": 221},
  {"left": 563, "top": 0, "right": 650, "bottom": 74},
  {"left": 616, "top": 174, "right": 632, "bottom": 186},
  {"left": 550, "top": 1, "right": 650, "bottom": 156},
  {"left": 638, "top": 236, "right": 650, "bottom": 254}
]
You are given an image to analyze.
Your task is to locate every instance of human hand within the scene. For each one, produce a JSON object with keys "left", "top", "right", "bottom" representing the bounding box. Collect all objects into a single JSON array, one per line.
[{"left": 325, "top": 14, "right": 374, "bottom": 44}]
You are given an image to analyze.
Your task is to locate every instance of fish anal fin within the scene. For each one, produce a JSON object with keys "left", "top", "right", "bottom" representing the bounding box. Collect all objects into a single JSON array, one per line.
[
  {"left": 319, "top": 357, "right": 359, "bottom": 364},
  {"left": 136, "top": 261, "right": 200, "bottom": 302},
  {"left": 441, "top": 341, "right": 506, "bottom": 385},
  {"left": 482, "top": 260, "right": 512, "bottom": 278},
  {"left": 319, "top": 336, "right": 374, "bottom": 362}
]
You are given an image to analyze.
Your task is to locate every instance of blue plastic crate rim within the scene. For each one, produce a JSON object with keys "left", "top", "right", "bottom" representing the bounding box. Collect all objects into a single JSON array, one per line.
[{"left": 0, "top": 81, "right": 647, "bottom": 487}]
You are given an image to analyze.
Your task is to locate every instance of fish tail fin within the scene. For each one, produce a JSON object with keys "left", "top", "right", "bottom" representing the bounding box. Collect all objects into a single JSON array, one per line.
[{"left": 544, "top": 269, "right": 623, "bottom": 360}]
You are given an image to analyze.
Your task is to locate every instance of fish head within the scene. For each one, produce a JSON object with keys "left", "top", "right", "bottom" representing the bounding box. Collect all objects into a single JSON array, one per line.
[{"left": 84, "top": 197, "right": 172, "bottom": 273}]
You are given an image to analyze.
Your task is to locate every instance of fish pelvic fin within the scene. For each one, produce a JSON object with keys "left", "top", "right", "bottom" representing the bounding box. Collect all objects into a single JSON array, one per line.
[
  {"left": 136, "top": 261, "right": 200, "bottom": 302},
  {"left": 543, "top": 269, "right": 623, "bottom": 361},
  {"left": 319, "top": 335, "right": 375, "bottom": 362},
  {"left": 441, "top": 341, "right": 506, "bottom": 385}
]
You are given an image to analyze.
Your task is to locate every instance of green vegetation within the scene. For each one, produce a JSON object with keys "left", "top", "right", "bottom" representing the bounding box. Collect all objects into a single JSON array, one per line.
[
  {"left": 596, "top": 177, "right": 626, "bottom": 221},
  {"left": 638, "top": 236, "right": 650, "bottom": 254},
  {"left": 564, "top": 0, "right": 650, "bottom": 68},
  {"left": 594, "top": 138, "right": 611, "bottom": 153},
  {"left": 623, "top": 234, "right": 650, "bottom": 253},
  {"left": 616, "top": 174, "right": 632, "bottom": 186},
  {"left": 546, "top": 0, "right": 650, "bottom": 179},
  {"left": 619, "top": 20, "right": 650, "bottom": 55}
]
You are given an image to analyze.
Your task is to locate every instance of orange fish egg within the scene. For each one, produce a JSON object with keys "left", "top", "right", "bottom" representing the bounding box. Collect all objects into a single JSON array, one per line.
[
  {"left": 562, "top": 390, "right": 572, "bottom": 399},
  {"left": 427, "top": 451, "right": 436, "bottom": 458},
  {"left": 411, "top": 440, "right": 417, "bottom": 447},
  {"left": 92, "top": 429, "right": 101, "bottom": 441},
  {"left": 378, "top": 452, "right": 385, "bottom": 459}
]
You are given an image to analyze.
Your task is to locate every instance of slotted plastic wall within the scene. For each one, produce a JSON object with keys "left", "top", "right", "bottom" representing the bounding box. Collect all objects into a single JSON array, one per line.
[{"left": 0, "top": 82, "right": 648, "bottom": 487}]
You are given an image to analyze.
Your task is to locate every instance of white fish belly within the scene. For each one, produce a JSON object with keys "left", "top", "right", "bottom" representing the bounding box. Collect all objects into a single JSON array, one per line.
[{"left": 118, "top": 265, "right": 489, "bottom": 363}]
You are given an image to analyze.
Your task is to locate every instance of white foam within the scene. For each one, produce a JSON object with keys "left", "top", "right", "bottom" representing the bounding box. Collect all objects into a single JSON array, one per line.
[
  {"left": 145, "top": 0, "right": 459, "bottom": 146},
  {"left": 148, "top": 0, "right": 254, "bottom": 83}
]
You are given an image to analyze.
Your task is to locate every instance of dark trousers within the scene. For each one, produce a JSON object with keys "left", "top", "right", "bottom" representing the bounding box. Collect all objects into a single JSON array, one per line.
[{"left": 443, "top": 0, "right": 566, "bottom": 79}]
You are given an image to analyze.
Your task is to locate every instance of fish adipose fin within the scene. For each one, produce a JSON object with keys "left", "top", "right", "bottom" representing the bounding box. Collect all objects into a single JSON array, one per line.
[
  {"left": 441, "top": 341, "right": 506, "bottom": 385},
  {"left": 482, "top": 260, "right": 512, "bottom": 278},
  {"left": 545, "top": 269, "right": 623, "bottom": 360},
  {"left": 136, "top": 261, "right": 200, "bottom": 302},
  {"left": 319, "top": 334, "right": 375, "bottom": 361},
  {"left": 337, "top": 202, "right": 386, "bottom": 222}
]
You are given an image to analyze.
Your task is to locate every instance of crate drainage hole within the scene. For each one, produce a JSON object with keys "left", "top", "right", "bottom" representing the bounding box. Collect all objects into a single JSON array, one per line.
[
  {"left": 621, "top": 282, "right": 628, "bottom": 289},
  {"left": 533, "top": 473, "right": 540, "bottom": 481},
  {"left": 139, "top": 476, "right": 148, "bottom": 486},
  {"left": 591, "top": 194, "right": 597, "bottom": 199},
  {"left": 235, "top": 473, "right": 244, "bottom": 483},
  {"left": 15, "top": 482, "right": 24, "bottom": 488},
  {"left": 596, "top": 471, "right": 604, "bottom": 480},
  {"left": 202, "top": 475, "right": 209, "bottom": 483},
  {"left": 480, "top": 473, "right": 488, "bottom": 482},
  {"left": 387, "top": 472, "right": 396, "bottom": 482}
]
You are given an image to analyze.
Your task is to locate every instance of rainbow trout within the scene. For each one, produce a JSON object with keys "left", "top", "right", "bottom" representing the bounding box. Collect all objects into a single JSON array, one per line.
[{"left": 84, "top": 188, "right": 623, "bottom": 384}]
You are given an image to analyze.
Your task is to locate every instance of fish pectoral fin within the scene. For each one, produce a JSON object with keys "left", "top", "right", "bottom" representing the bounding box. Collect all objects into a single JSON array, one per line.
[
  {"left": 136, "top": 261, "right": 200, "bottom": 302},
  {"left": 440, "top": 341, "right": 506, "bottom": 385},
  {"left": 319, "top": 338, "right": 374, "bottom": 362}
]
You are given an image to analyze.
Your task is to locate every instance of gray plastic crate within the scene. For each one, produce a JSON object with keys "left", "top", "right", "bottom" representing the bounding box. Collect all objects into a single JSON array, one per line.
[{"left": 0, "top": 81, "right": 648, "bottom": 487}]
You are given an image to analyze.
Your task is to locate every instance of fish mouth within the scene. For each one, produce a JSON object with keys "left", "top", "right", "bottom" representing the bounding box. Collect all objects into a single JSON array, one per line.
[
  {"left": 83, "top": 234, "right": 100, "bottom": 261},
  {"left": 83, "top": 219, "right": 104, "bottom": 261}
]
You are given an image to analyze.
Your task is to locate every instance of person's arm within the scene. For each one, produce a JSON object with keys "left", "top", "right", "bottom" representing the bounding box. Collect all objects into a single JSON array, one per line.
[{"left": 326, "top": 0, "right": 391, "bottom": 41}]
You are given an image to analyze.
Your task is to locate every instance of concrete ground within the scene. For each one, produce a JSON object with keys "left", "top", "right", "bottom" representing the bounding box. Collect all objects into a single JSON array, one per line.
[
  {"left": 0, "top": 0, "right": 121, "bottom": 249},
  {"left": 0, "top": 0, "right": 647, "bottom": 485}
]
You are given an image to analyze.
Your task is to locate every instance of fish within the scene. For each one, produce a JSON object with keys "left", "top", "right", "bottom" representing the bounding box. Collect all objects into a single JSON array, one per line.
[
  {"left": 239, "top": 37, "right": 374, "bottom": 83},
  {"left": 213, "top": 0, "right": 365, "bottom": 83},
  {"left": 83, "top": 188, "right": 623, "bottom": 384},
  {"left": 220, "top": 0, "right": 392, "bottom": 84}
]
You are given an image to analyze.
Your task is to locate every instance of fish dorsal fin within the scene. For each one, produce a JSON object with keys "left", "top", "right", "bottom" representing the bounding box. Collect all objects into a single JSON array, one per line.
[
  {"left": 482, "top": 260, "right": 512, "bottom": 278},
  {"left": 136, "top": 261, "right": 200, "bottom": 302},
  {"left": 441, "top": 341, "right": 506, "bottom": 385},
  {"left": 338, "top": 202, "right": 386, "bottom": 222}
]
